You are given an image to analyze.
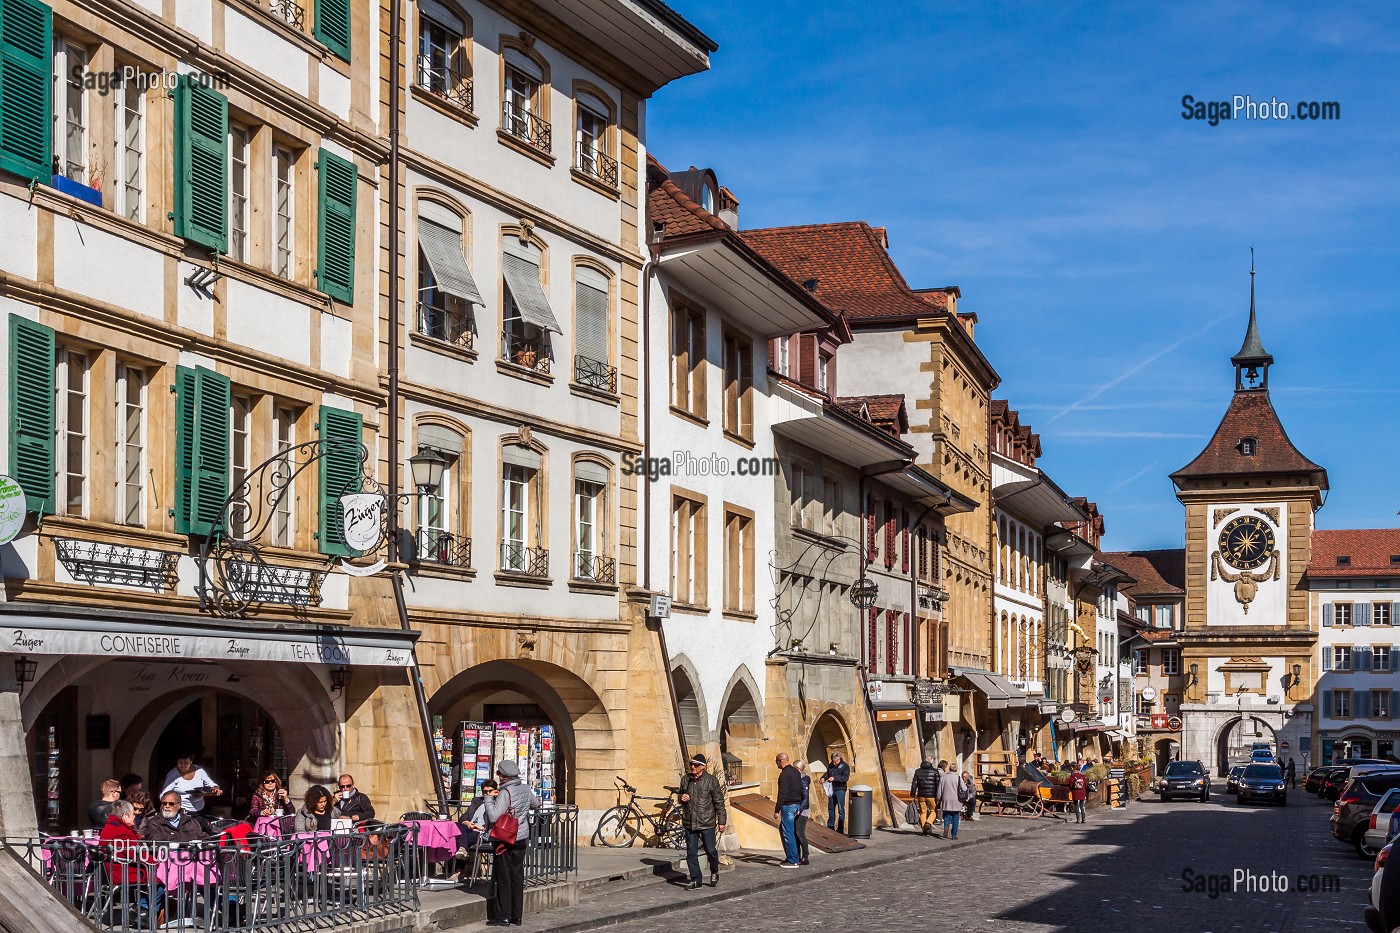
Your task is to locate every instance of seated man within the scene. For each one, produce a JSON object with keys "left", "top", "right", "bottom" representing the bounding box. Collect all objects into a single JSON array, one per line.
[
  {"left": 334, "top": 774, "right": 375, "bottom": 824},
  {"left": 457, "top": 779, "right": 498, "bottom": 852},
  {"left": 90, "top": 779, "right": 122, "bottom": 829},
  {"left": 143, "top": 792, "right": 212, "bottom": 843}
]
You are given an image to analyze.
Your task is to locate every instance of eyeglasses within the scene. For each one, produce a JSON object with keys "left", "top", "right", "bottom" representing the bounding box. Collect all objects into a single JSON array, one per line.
[
  {"left": 337, "top": 784, "right": 353, "bottom": 790},
  {"left": 160, "top": 803, "right": 180, "bottom": 809},
  {"left": 263, "top": 779, "right": 277, "bottom": 785}
]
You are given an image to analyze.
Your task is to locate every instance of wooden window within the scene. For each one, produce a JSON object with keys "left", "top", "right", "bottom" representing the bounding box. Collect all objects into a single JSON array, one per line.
[
  {"left": 228, "top": 124, "right": 251, "bottom": 261},
  {"left": 229, "top": 394, "right": 252, "bottom": 536},
  {"left": 273, "top": 145, "right": 296, "bottom": 278},
  {"left": 51, "top": 36, "right": 86, "bottom": 183},
  {"left": 112, "top": 76, "right": 143, "bottom": 220},
  {"left": 670, "top": 298, "right": 706, "bottom": 418},
  {"left": 723, "top": 506, "right": 754, "bottom": 615},
  {"left": 8, "top": 317, "right": 56, "bottom": 514},
  {"left": 55, "top": 346, "right": 88, "bottom": 517},
  {"left": 1162, "top": 648, "right": 1180, "bottom": 675},
  {"left": 316, "top": 405, "right": 362, "bottom": 556},
  {"left": 417, "top": 4, "right": 470, "bottom": 108},
  {"left": 114, "top": 363, "right": 147, "bottom": 525},
  {"left": 271, "top": 405, "right": 297, "bottom": 547},
  {"left": 0, "top": 0, "right": 54, "bottom": 184},
  {"left": 173, "top": 366, "right": 230, "bottom": 536},
  {"left": 173, "top": 75, "right": 228, "bottom": 253},
  {"left": 722, "top": 330, "right": 753, "bottom": 440},
  {"left": 670, "top": 492, "right": 708, "bottom": 606},
  {"left": 573, "top": 468, "right": 608, "bottom": 580},
  {"left": 316, "top": 148, "right": 357, "bottom": 303}
]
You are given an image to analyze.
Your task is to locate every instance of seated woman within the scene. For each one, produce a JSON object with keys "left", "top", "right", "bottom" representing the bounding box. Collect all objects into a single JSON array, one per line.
[
  {"left": 249, "top": 773, "right": 291, "bottom": 822},
  {"left": 292, "top": 785, "right": 336, "bottom": 833},
  {"left": 99, "top": 800, "right": 161, "bottom": 920}
]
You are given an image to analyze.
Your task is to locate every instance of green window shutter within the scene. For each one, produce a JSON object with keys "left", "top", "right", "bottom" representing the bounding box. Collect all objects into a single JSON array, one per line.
[
  {"left": 173, "top": 75, "right": 228, "bottom": 254},
  {"left": 0, "top": 0, "right": 52, "bottom": 184},
  {"left": 7, "top": 315, "right": 55, "bottom": 514},
  {"left": 313, "top": 0, "right": 351, "bottom": 62},
  {"left": 173, "top": 366, "right": 196, "bottom": 533},
  {"left": 317, "top": 405, "right": 362, "bottom": 556},
  {"left": 315, "top": 148, "right": 357, "bottom": 304},
  {"left": 174, "top": 366, "right": 230, "bottom": 536}
]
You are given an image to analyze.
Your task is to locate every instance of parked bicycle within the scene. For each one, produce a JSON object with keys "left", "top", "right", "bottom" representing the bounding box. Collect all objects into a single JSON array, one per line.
[{"left": 594, "top": 777, "right": 685, "bottom": 848}]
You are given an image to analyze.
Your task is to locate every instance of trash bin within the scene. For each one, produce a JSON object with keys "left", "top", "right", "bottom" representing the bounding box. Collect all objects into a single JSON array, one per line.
[{"left": 847, "top": 784, "right": 873, "bottom": 838}]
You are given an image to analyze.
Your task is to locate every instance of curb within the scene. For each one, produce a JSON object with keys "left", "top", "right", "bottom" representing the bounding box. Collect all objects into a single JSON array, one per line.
[{"left": 532, "top": 818, "right": 1069, "bottom": 932}]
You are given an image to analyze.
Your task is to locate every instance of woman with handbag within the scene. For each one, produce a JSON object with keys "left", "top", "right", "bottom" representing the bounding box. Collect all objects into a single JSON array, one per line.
[{"left": 483, "top": 761, "right": 539, "bottom": 927}]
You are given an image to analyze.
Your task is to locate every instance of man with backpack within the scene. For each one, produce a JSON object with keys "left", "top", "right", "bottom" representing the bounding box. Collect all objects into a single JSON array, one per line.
[
  {"left": 910, "top": 760, "right": 940, "bottom": 836},
  {"left": 1070, "top": 767, "right": 1089, "bottom": 824}
]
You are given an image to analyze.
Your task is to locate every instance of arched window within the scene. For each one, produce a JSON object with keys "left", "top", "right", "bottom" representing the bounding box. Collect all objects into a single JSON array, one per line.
[
  {"left": 416, "top": 0, "right": 473, "bottom": 110},
  {"left": 572, "top": 457, "right": 613, "bottom": 583},
  {"left": 573, "top": 84, "right": 617, "bottom": 188},
  {"left": 500, "top": 41, "right": 551, "bottom": 154},
  {"left": 501, "top": 231, "right": 561, "bottom": 374},
  {"left": 413, "top": 420, "right": 470, "bottom": 567},
  {"left": 416, "top": 198, "right": 480, "bottom": 349}
]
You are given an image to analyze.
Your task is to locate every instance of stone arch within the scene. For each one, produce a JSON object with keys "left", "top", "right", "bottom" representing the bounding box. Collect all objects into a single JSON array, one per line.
[
  {"left": 428, "top": 657, "right": 616, "bottom": 807},
  {"left": 1214, "top": 715, "right": 1277, "bottom": 775},
  {"left": 1153, "top": 737, "right": 1180, "bottom": 773},
  {"left": 668, "top": 655, "right": 709, "bottom": 751},
  {"left": 805, "top": 708, "right": 854, "bottom": 772},
  {"left": 716, "top": 666, "right": 763, "bottom": 780}
]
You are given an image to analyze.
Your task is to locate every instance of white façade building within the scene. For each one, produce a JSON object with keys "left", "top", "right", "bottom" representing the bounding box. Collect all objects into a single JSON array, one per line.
[
  {"left": 385, "top": 0, "right": 717, "bottom": 825},
  {"left": 642, "top": 158, "right": 837, "bottom": 776},
  {"left": 1309, "top": 529, "right": 1400, "bottom": 765}
]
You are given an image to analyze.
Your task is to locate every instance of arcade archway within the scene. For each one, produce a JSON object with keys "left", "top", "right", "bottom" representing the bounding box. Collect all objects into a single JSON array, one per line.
[{"left": 1215, "top": 716, "right": 1277, "bottom": 775}]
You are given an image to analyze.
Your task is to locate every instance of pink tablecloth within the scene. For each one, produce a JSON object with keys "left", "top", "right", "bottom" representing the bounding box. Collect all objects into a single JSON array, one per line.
[
  {"left": 153, "top": 847, "right": 220, "bottom": 887},
  {"left": 403, "top": 820, "right": 461, "bottom": 864},
  {"left": 291, "top": 831, "right": 363, "bottom": 872},
  {"left": 252, "top": 815, "right": 285, "bottom": 837}
]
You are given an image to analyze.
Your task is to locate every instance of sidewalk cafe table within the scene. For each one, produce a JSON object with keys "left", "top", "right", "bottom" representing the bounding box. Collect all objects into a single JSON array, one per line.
[{"left": 402, "top": 819, "right": 461, "bottom": 888}]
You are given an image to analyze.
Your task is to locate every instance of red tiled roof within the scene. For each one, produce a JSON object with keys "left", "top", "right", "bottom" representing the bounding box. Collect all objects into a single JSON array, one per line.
[
  {"left": 1307, "top": 529, "right": 1400, "bottom": 578},
  {"left": 646, "top": 156, "right": 727, "bottom": 238},
  {"left": 1101, "top": 550, "right": 1186, "bottom": 597},
  {"left": 741, "top": 222, "right": 950, "bottom": 320},
  {"left": 836, "top": 394, "right": 908, "bottom": 436},
  {"left": 1137, "top": 629, "right": 1179, "bottom": 644},
  {"left": 1171, "top": 391, "right": 1326, "bottom": 485}
]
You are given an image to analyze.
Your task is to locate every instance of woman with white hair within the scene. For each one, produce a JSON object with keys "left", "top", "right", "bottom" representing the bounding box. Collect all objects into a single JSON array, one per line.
[{"left": 793, "top": 759, "right": 812, "bottom": 865}]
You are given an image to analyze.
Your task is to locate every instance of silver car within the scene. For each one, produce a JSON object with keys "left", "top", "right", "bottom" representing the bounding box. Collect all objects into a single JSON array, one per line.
[{"left": 1364, "top": 788, "right": 1400, "bottom": 853}]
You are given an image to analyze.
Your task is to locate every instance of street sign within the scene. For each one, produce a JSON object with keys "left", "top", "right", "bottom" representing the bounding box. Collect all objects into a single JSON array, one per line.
[
  {"left": 1150, "top": 713, "right": 1170, "bottom": 730},
  {"left": 1167, "top": 716, "right": 1183, "bottom": 732},
  {"left": 0, "top": 475, "right": 25, "bottom": 545},
  {"left": 850, "top": 577, "right": 878, "bottom": 609},
  {"left": 1282, "top": 740, "right": 1289, "bottom": 750}
]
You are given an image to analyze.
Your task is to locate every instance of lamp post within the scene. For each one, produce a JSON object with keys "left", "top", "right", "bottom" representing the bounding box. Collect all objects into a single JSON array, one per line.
[
  {"left": 13, "top": 656, "right": 36, "bottom": 695},
  {"left": 1183, "top": 663, "right": 1199, "bottom": 766}
]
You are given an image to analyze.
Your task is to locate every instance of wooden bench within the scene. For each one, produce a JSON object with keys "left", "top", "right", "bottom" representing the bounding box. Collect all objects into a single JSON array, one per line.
[{"left": 977, "top": 781, "right": 1047, "bottom": 818}]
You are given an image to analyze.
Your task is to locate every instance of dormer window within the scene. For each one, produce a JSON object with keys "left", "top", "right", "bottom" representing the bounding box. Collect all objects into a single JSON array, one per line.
[
  {"left": 1391, "top": 555, "right": 1400, "bottom": 565},
  {"left": 1336, "top": 556, "right": 1351, "bottom": 567},
  {"left": 1237, "top": 437, "right": 1257, "bottom": 456},
  {"left": 700, "top": 182, "right": 716, "bottom": 214}
]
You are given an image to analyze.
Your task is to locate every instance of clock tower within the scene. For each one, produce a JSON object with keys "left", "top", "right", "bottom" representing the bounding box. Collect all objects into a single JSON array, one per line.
[{"left": 1170, "top": 265, "right": 1327, "bottom": 775}]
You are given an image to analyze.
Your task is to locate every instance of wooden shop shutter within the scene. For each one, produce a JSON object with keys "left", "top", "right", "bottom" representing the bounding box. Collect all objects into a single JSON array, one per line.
[
  {"left": 316, "top": 148, "right": 357, "bottom": 304},
  {"left": 7, "top": 315, "right": 54, "bottom": 513},
  {"left": 173, "top": 76, "right": 228, "bottom": 253}
]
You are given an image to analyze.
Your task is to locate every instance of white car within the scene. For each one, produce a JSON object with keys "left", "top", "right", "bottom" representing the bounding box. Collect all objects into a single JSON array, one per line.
[{"left": 1364, "top": 788, "right": 1400, "bottom": 853}]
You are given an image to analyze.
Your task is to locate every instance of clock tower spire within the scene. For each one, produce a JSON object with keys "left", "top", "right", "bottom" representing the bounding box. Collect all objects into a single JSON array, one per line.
[{"left": 1231, "top": 248, "right": 1274, "bottom": 391}]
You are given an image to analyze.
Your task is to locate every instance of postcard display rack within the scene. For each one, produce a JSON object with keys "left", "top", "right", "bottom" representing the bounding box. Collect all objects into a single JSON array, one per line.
[{"left": 448, "top": 721, "right": 557, "bottom": 805}]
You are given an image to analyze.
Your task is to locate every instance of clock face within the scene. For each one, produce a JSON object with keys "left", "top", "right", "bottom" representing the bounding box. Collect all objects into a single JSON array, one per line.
[{"left": 1217, "top": 515, "right": 1276, "bottom": 571}]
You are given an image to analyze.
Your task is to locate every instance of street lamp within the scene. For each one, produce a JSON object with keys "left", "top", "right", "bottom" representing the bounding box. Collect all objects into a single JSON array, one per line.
[
  {"left": 329, "top": 666, "right": 350, "bottom": 695},
  {"left": 13, "top": 656, "right": 36, "bottom": 694},
  {"left": 408, "top": 447, "right": 450, "bottom": 496},
  {"left": 1284, "top": 662, "right": 1303, "bottom": 698}
]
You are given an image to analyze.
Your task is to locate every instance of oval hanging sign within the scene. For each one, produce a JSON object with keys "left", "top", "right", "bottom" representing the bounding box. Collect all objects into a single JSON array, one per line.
[{"left": 0, "top": 475, "right": 26, "bottom": 546}]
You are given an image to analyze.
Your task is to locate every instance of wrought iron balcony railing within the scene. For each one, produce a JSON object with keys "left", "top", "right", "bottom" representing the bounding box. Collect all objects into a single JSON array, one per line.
[
  {"left": 501, "top": 542, "right": 549, "bottom": 577},
  {"left": 573, "top": 354, "right": 617, "bottom": 393},
  {"left": 573, "top": 552, "right": 615, "bottom": 584},
  {"left": 574, "top": 142, "right": 618, "bottom": 187},
  {"left": 501, "top": 101, "right": 551, "bottom": 153},
  {"left": 417, "top": 301, "right": 474, "bottom": 350},
  {"left": 417, "top": 54, "right": 473, "bottom": 111},
  {"left": 416, "top": 528, "right": 471, "bottom": 567},
  {"left": 502, "top": 332, "right": 551, "bottom": 374},
  {"left": 270, "top": 0, "right": 304, "bottom": 28}
]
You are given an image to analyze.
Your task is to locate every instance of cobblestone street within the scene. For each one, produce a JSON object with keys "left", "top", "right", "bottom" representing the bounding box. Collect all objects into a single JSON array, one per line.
[{"left": 600, "top": 794, "right": 1375, "bottom": 933}]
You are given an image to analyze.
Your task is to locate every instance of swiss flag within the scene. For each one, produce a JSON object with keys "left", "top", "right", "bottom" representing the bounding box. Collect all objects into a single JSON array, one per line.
[{"left": 1151, "top": 713, "right": 1170, "bottom": 729}]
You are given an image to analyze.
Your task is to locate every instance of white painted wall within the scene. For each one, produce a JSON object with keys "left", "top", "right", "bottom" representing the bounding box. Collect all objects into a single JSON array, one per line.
[
  {"left": 53, "top": 220, "right": 163, "bottom": 319},
  {"left": 224, "top": 9, "right": 308, "bottom": 97},
  {"left": 1316, "top": 584, "right": 1399, "bottom": 735},
  {"left": 1205, "top": 502, "right": 1287, "bottom": 626},
  {"left": 0, "top": 195, "right": 37, "bottom": 281},
  {"left": 836, "top": 328, "right": 935, "bottom": 463},
  {"left": 225, "top": 280, "right": 311, "bottom": 366}
]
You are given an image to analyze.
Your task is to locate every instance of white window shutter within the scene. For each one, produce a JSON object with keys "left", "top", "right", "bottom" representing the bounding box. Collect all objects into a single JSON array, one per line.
[
  {"left": 1322, "top": 646, "right": 1332, "bottom": 671},
  {"left": 1357, "top": 602, "right": 1372, "bottom": 626},
  {"left": 1323, "top": 603, "right": 1333, "bottom": 627}
]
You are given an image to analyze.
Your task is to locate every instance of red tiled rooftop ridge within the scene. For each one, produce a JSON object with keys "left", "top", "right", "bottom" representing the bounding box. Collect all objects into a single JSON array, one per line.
[
  {"left": 1307, "top": 529, "right": 1400, "bottom": 577},
  {"left": 1171, "top": 390, "right": 1326, "bottom": 484},
  {"left": 1100, "top": 550, "right": 1186, "bottom": 597}
]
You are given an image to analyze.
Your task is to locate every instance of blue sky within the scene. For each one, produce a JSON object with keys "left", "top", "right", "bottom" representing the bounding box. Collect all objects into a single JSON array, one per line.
[{"left": 646, "top": 1, "right": 1400, "bottom": 552}]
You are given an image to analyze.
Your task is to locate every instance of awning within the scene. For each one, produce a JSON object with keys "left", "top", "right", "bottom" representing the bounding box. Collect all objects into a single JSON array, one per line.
[
  {"left": 1067, "top": 721, "right": 1107, "bottom": 735},
  {"left": 502, "top": 253, "right": 562, "bottom": 333},
  {"left": 952, "top": 669, "right": 1027, "bottom": 710},
  {"left": 419, "top": 220, "right": 483, "bottom": 305},
  {"left": 0, "top": 610, "right": 417, "bottom": 667},
  {"left": 873, "top": 703, "right": 916, "bottom": 724}
]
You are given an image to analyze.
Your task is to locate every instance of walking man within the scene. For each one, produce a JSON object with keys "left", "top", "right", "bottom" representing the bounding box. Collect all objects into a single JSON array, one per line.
[
  {"left": 1286, "top": 757, "right": 1297, "bottom": 789},
  {"left": 934, "top": 762, "right": 964, "bottom": 840},
  {"left": 773, "top": 753, "right": 803, "bottom": 867},
  {"left": 1070, "top": 767, "right": 1088, "bottom": 824},
  {"left": 911, "top": 759, "right": 940, "bottom": 836},
  {"left": 822, "top": 752, "right": 850, "bottom": 834},
  {"left": 679, "top": 754, "right": 726, "bottom": 890}
]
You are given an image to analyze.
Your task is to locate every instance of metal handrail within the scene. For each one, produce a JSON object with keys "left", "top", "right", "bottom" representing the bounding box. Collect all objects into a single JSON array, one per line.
[
  {"left": 416, "top": 54, "right": 473, "bottom": 111},
  {"left": 417, "top": 300, "right": 474, "bottom": 349},
  {"left": 572, "top": 553, "right": 616, "bottom": 584},
  {"left": 574, "top": 142, "right": 618, "bottom": 187},
  {"left": 500, "top": 542, "right": 548, "bottom": 577},
  {"left": 501, "top": 332, "right": 551, "bottom": 374},
  {"left": 1, "top": 824, "right": 420, "bottom": 932},
  {"left": 269, "top": 0, "right": 304, "bottom": 28},
  {"left": 416, "top": 528, "right": 471, "bottom": 567},
  {"left": 501, "top": 101, "right": 551, "bottom": 152},
  {"left": 573, "top": 354, "right": 617, "bottom": 393}
]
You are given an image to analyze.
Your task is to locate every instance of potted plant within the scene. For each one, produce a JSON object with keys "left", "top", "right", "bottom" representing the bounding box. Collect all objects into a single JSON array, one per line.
[{"left": 515, "top": 347, "right": 537, "bottom": 368}]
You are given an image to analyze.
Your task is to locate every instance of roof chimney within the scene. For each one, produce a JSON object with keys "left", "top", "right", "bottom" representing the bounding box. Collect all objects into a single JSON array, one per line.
[{"left": 718, "top": 186, "right": 739, "bottom": 230}]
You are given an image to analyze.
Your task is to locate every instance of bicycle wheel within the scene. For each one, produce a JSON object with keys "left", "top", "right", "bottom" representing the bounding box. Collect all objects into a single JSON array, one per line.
[
  {"left": 595, "top": 807, "right": 642, "bottom": 847},
  {"left": 660, "top": 821, "right": 686, "bottom": 850}
]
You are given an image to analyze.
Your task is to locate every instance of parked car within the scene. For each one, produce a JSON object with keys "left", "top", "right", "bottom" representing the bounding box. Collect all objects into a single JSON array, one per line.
[
  {"left": 1333, "top": 772, "right": 1400, "bottom": 858},
  {"left": 1367, "top": 840, "right": 1394, "bottom": 933},
  {"left": 1365, "top": 791, "right": 1400, "bottom": 856},
  {"left": 1305, "top": 767, "right": 1331, "bottom": 794},
  {"left": 1237, "top": 762, "right": 1288, "bottom": 805},
  {"left": 1323, "top": 767, "right": 1356, "bottom": 801},
  {"left": 1159, "top": 760, "right": 1211, "bottom": 802},
  {"left": 1226, "top": 765, "right": 1246, "bottom": 794}
]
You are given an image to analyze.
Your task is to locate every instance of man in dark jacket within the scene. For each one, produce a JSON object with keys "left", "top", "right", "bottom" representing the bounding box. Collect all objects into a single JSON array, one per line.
[
  {"left": 822, "top": 752, "right": 851, "bottom": 834},
  {"left": 911, "top": 760, "right": 940, "bottom": 835},
  {"left": 773, "top": 753, "right": 803, "bottom": 867},
  {"left": 335, "top": 774, "right": 375, "bottom": 823},
  {"left": 142, "top": 792, "right": 211, "bottom": 842},
  {"left": 679, "top": 754, "right": 727, "bottom": 889}
]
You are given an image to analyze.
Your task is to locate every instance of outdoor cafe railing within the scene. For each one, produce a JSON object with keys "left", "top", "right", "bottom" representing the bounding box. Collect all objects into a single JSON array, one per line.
[
  {"left": 1, "top": 822, "right": 421, "bottom": 933},
  {"left": 424, "top": 803, "right": 579, "bottom": 886}
]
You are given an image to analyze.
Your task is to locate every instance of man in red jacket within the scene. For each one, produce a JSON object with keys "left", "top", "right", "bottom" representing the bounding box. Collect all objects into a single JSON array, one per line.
[{"left": 1069, "top": 769, "right": 1089, "bottom": 824}]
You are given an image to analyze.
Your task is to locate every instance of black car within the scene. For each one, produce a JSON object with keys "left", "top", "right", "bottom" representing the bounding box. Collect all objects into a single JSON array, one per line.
[
  {"left": 1226, "top": 765, "right": 1246, "bottom": 794},
  {"left": 1237, "top": 763, "right": 1288, "bottom": 805},
  {"left": 1160, "top": 760, "right": 1210, "bottom": 802},
  {"left": 1304, "top": 767, "right": 1330, "bottom": 794},
  {"left": 1324, "top": 767, "right": 1357, "bottom": 801}
]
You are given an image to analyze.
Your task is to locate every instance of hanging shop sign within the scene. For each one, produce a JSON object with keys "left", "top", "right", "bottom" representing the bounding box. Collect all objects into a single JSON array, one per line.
[{"left": 0, "top": 475, "right": 25, "bottom": 546}]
